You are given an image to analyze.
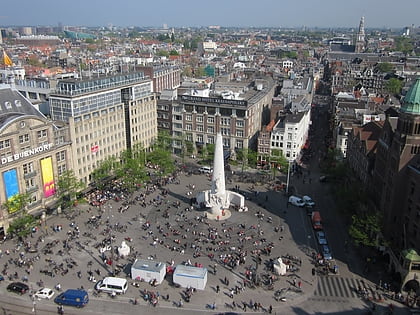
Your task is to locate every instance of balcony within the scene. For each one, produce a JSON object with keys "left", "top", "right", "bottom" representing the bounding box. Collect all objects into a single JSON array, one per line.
[{"left": 26, "top": 186, "right": 39, "bottom": 194}]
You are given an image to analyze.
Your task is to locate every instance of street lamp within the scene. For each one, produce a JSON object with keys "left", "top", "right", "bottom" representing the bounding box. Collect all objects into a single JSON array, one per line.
[
  {"left": 41, "top": 212, "right": 47, "bottom": 235},
  {"left": 286, "top": 159, "right": 292, "bottom": 195}
]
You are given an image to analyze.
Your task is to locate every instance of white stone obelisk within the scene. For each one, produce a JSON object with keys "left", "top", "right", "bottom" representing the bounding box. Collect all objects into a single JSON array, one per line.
[{"left": 196, "top": 133, "right": 245, "bottom": 220}]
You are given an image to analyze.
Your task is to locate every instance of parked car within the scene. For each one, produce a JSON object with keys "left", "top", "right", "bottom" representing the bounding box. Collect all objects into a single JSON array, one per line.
[
  {"left": 316, "top": 231, "right": 327, "bottom": 245},
  {"left": 0, "top": 275, "right": 4, "bottom": 281},
  {"left": 319, "top": 175, "right": 328, "bottom": 182},
  {"left": 321, "top": 245, "right": 333, "bottom": 260},
  {"left": 7, "top": 282, "right": 29, "bottom": 295},
  {"left": 302, "top": 195, "right": 315, "bottom": 207},
  {"left": 34, "top": 288, "right": 55, "bottom": 300},
  {"left": 288, "top": 195, "right": 305, "bottom": 207}
]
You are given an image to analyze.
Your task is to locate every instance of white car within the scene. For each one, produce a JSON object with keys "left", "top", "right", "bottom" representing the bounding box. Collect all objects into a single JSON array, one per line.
[
  {"left": 34, "top": 288, "right": 55, "bottom": 300},
  {"left": 288, "top": 196, "right": 305, "bottom": 207},
  {"left": 302, "top": 195, "right": 315, "bottom": 207}
]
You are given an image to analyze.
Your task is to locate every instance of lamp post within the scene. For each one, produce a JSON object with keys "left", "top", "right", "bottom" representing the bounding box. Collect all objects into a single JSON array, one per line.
[
  {"left": 41, "top": 211, "right": 47, "bottom": 235},
  {"left": 286, "top": 159, "right": 292, "bottom": 195},
  {"left": 32, "top": 296, "right": 37, "bottom": 314}
]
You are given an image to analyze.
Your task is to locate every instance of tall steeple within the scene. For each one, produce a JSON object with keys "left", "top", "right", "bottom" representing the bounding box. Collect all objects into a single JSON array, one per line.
[{"left": 355, "top": 16, "right": 366, "bottom": 53}]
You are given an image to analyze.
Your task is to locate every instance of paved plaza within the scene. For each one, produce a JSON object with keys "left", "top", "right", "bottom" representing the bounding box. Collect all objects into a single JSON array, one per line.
[{"left": 0, "top": 102, "right": 415, "bottom": 315}]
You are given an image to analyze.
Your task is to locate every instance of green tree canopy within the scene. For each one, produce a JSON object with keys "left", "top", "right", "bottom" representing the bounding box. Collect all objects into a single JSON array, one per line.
[
  {"left": 385, "top": 78, "right": 403, "bottom": 95},
  {"left": 376, "top": 62, "right": 394, "bottom": 73},
  {"left": 348, "top": 212, "right": 382, "bottom": 247},
  {"left": 394, "top": 36, "right": 414, "bottom": 55},
  {"left": 116, "top": 148, "right": 148, "bottom": 192},
  {"left": 7, "top": 214, "right": 36, "bottom": 238},
  {"left": 2, "top": 193, "right": 30, "bottom": 215},
  {"left": 91, "top": 156, "right": 118, "bottom": 190},
  {"left": 56, "top": 170, "right": 85, "bottom": 209}
]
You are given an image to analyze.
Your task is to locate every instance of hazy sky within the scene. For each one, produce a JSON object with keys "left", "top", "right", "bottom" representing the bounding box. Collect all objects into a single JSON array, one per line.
[{"left": 1, "top": 0, "right": 419, "bottom": 29}]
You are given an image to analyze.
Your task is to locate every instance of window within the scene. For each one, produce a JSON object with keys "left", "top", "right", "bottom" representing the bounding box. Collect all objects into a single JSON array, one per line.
[
  {"left": 207, "top": 126, "right": 214, "bottom": 133},
  {"left": 221, "top": 128, "right": 230, "bottom": 136},
  {"left": 197, "top": 134, "right": 204, "bottom": 143},
  {"left": 186, "top": 124, "right": 192, "bottom": 131},
  {"left": 207, "top": 136, "right": 214, "bottom": 144},
  {"left": 25, "top": 178, "right": 35, "bottom": 188},
  {"left": 196, "top": 125, "right": 203, "bottom": 132},
  {"left": 19, "top": 134, "right": 30, "bottom": 144},
  {"left": 207, "top": 117, "right": 214, "bottom": 124},
  {"left": 186, "top": 114, "right": 192, "bottom": 121},
  {"left": 196, "top": 116, "right": 203, "bottom": 123},
  {"left": 56, "top": 151, "right": 66, "bottom": 162},
  {"left": 221, "top": 118, "right": 230, "bottom": 126},
  {"left": 236, "top": 130, "right": 244, "bottom": 137},
  {"left": 0, "top": 139, "right": 11, "bottom": 149},
  {"left": 236, "top": 140, "right": 243, "bottom": 149},
  {"left": 37, "top": 130, "right": 47, "bottom": 138},
  {"left": 236, "top": 120, "right": 244, "bottom": 127},
  {"left": 288, "top": 133, "right": 292, "bottom": 140},
  {"left": 23, "top": 162, "right": 34, "bottom": 174}
]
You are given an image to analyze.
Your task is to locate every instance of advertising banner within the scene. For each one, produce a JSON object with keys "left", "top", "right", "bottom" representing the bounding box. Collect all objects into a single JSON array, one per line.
[
  {"left": 3, "top": 169, "right": 19, "bottom": 199},
  {"left": 40, "top": 157, "right": 55, "bottom": 197}
]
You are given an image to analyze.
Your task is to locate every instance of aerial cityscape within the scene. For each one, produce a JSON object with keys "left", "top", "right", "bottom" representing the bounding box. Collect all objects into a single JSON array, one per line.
[{"left": 0, "top": 8, "right": 420, "bottom": 315}]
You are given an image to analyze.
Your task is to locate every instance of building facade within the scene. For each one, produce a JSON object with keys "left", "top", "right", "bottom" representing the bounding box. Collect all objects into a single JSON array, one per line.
[
  {"left": 49, "top": 71, "right": 157, "bottom": 184},
  {"left": 0, "top": 86, "right": 72, "bottom": 236},
  {"left": 172, "top": 78, "right": 275, "bottom": 155},
  {"left": 373, "top": 78, "right": 420, "bottom": 254},
  {"left": 270, "top": 110, "right": 311, "bottom": 161}
]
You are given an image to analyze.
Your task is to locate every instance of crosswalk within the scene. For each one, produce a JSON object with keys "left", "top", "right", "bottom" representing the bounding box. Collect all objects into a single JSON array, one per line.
[{"left": 314, "top": 277, "right": 372, "bottom": 299}]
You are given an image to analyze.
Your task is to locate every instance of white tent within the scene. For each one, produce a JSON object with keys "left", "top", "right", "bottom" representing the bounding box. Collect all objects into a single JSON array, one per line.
[
  {"left": 273, "top": 258, "right": 287, "bottom": 276},
  {"left": 131, "top": 259, "right": 166, "bottom": 285},
  {"left": 173, "top": 265, "right": 208, "bottom": 290},
  {"left": 118, "top": 241, "right": 130, "bottom": 257}
]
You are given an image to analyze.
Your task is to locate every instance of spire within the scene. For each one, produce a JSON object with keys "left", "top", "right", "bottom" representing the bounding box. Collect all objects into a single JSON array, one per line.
[
  {"left": 357, "top": 16, "right": 365, "bottom": 42},
  {"left": 355, "top": 16, "right": 366, "bottom": 53},
  {"left": 401, "top": 78, "right": 420, "bottom": 115}
]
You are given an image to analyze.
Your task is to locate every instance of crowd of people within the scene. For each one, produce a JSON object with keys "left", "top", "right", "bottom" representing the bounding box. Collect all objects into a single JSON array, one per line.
[{"left": 0, "top": 164, "right": 312, "bottom": 314}]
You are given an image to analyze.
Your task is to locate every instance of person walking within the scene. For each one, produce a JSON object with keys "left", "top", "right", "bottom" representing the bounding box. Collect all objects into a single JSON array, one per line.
[{"left": 216, "top": 285, "right": 220, "bottom": 293}]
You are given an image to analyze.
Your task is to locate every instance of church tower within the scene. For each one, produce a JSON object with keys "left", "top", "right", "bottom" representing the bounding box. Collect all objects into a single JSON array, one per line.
[{"left": 355, "top": 16, "right": 366, "bottom": 53}]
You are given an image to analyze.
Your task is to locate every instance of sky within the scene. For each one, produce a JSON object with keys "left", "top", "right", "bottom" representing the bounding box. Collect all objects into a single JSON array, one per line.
[{"left": 1, "top": 0, "right": 419, "bottom": 29}]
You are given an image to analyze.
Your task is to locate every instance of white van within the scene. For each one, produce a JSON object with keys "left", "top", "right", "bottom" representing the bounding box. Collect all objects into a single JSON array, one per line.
[
  {"left": 199, "top": 166, "right": 213, "bottom": 174},
  {"left": 95, "top": 277, "right": 128, "bottom": 294},
  {"left": 288, "top": 195, "right": 305, "bottom": 207}
]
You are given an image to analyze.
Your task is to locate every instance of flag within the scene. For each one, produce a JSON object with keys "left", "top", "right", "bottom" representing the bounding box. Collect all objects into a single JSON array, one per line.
[{"left": 3, "top": 51, "right": 13, "bottom": 66}]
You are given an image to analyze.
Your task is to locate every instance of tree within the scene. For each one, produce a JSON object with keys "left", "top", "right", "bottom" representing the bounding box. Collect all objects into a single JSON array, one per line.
[
  {"left": 91, "top": 156, "right": 118, "bottom": 190},
  {"left": 169, "top": 50, "right": 179, "bottom": 56},
  {"left": 7, "top": 214, "right": 36, "bottom": 238},
  {"left": 247, "top": 149, "right": 258, "bottom": 168},
  {"left": 270, "top": 149, "right": 289, "bottom": 176},
  {"left": 348, "top": 212, "right": 382, "bottom": 247},
  {"left": 376, "top": 62, "right": 394, "bottom": 73},
  {"left": 115, "top": 148, "right": 148, "bottom": 192},
  {"left": 194, "top": 67, "right": 206, "bottom": 78},
  {"left": 157, "top": 50, "right": 169, "bottom": 57},
  {"left": 394, "top": 36, "right": 413, "bottom": 55},
  {"left": 2, "top": 193, "right": 30, "bottom": 216},
  {"left": 385, "top": 78, "right": 403, "bottom": 95},
  {"left": 56, "top": 170, "right": 85, "bottom": 209}
]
